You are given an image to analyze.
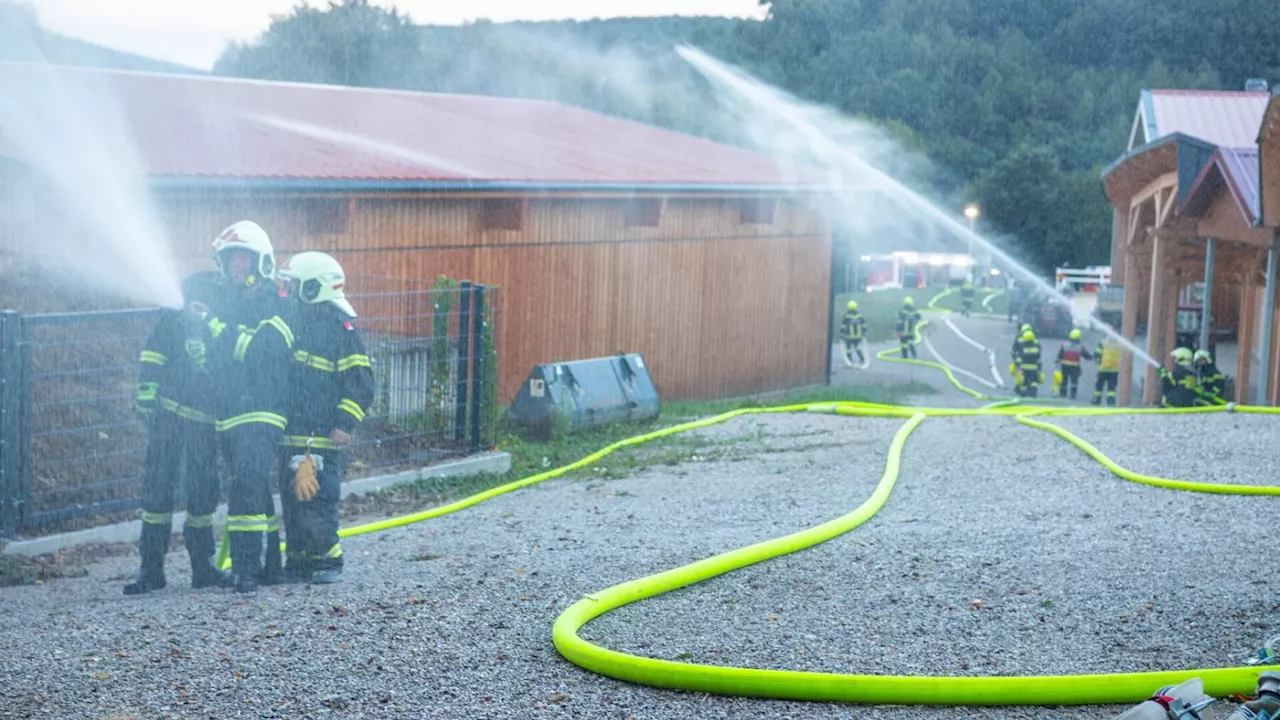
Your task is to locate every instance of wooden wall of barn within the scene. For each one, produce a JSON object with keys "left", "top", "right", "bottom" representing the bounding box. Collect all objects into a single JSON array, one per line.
[{"left": 147, "top": 191, "right": 832, "bottom": 402}]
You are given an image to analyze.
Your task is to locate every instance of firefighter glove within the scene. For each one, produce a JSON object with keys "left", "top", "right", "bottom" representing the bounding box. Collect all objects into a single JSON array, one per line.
[{"left": 289, "top": 448, "right": 325, "bottom": 502}]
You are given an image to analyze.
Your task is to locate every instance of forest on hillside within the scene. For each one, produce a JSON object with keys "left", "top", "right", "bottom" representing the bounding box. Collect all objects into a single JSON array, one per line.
[{"left": 213, "top": 0, "right": 1280, "bottom": 272}]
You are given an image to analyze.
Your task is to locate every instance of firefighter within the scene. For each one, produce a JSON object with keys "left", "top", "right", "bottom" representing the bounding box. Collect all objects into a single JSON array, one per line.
[
  {"left": 274, "top": 252, "right": 375, "bottom": 584},
  {"left": 1159, "top": 346, "right": 1200, "bottom": 408},
  {"left": 1092, "top": 337, "right": 1122, "bottom": 406},
  {"left": 1011, "top": 323, "right": 1032, "bottom": 361},
  {"left": 124, "top": 270, "right": 226, "bottom": 595},
  {"left": 1014, "top": 329, "right": 1042, "bottom": 397},
  {"left": 897, "top": 297, "right": 922, "bottom": 359},
  {"left": 959, "top": 278, "right": 975, "bottom": 317},
  {"left": 204, "top": 220, "right": 296, "bottom": 593},
  {"left": 1055, "top": 328, "right": 1087, "bottom": 400},
  {"left": 839, "top": 300, "right": 866, "bottom": 367},
  {"left": 1193, "top": 348, "right": 1226, "bottom": 405}
]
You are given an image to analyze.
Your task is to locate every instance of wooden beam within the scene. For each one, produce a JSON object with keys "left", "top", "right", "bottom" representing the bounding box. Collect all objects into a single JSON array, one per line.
[
  {"left": 1143, "top": 235, "right": 1170, "bottom": 405},
  {"left": 1238, "top": 272, "right": 1258, "bottom": 402},
  {"left": 1118, "top": 241, "right": 1147, "bottom": 404},
  {"left": 1157, "top": 186, "right": 1178, "bottom": 227},
  {"left": 1130, "top": 172, "right": 1178, "bottom": 214}
]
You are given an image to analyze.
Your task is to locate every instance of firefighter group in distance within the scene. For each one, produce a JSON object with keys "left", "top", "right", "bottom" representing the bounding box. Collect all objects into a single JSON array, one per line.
[
  {"left": 838, "top": 296, "right": 923, "bottom": 366},
  {"left": 126, "top": 220, "right": 375, "bottom": 596},
  {"left": 1010, "top": 323, "right": 1226, "bottom": 407},
  {"left": 839, "top": 291, "right": 1228, "bottom": 410}
]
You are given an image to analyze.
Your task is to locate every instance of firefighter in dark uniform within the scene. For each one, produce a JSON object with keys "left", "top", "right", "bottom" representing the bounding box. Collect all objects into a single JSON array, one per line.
[
  {"left": 124, "top": 271, "right": 227, "bottom": 595},
  {"left": 275, "top": 252, "right": 375, "bottom": 584},
  {"left": 840, "top": 300, "right": 866, "bottom": 367},
  {"left": 1160, "top": 347, "right": 1200, "bottom": 408},
  {"left": 1055, "top": 328, "right": 1087, "bottom": 400},
  {"left": 1014, "top": 329, "right": 1042, "bottom": 397},
  {"left": 1092, "top": 338, "right": 1122, "bottom": 406},
  {"left": 204, "top": 220, "right": 296, "bottom": 593},
  {"left": 1193, "top": 348, "right": 1226, "bottom": 405},
  {"left": 897, "top": 297, "right": 922, "bottom": 359},
  {"left": 960, "top": 278, "right": 975, "bottom": 317}
]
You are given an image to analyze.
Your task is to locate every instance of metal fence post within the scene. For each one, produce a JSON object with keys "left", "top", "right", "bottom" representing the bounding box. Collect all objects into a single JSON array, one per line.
[
  {"left": 0, "top": 310, "right": 23, "bottom": 538},
  {"left": 469, "top": 284, "right": 487, "bottom": 451},
  {"left": 453, "top": 281, "right": 473, "bottom": 442}
]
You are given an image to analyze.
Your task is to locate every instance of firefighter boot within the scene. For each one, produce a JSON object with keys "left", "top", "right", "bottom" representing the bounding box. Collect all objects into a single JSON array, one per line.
[
  {"left": 229, "top": 532, "right": 263, "bottom": 594},
  {"left": 183, "top": 524, "right": 227, "bottom": 590},
  {"left": 123, "top": 522, "right": 170, "bottom": 595},
  {"left": 261, "top": 527, "right": 285, "bottom": 586}
]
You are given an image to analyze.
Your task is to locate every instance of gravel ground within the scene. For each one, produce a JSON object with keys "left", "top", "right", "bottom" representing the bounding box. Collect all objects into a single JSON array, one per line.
[
  {"left": 2, "top": 412, "right": 1277, "bottom": 719},
  {"left": 1045, "top": 413, "right": 1280, "bottom": 486}
]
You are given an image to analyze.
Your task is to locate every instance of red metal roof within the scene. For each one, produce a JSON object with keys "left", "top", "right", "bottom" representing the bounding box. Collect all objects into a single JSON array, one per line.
[
  {"left": 1146, "top": 89, "right": 1270, "bottom": 148},
  {"left": 0, "top": 64, "right": 826, "bottom": 189},
  {"left": 1177, "top": 146, "right": 1260, "bottom": 224}
]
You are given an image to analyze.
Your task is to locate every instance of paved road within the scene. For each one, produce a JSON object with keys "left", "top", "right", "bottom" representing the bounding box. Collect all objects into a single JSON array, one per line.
[{"left": 832, "top": 313, "right": 1111, "bottom": 406}]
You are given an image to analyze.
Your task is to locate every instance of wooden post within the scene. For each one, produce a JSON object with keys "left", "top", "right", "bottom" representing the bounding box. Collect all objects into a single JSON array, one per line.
[
  {"left": 1143, "top": 235, "right": 1169, "bottom": 405},
  {"left": 1118, "top": 245, "right": 1145, "bottom": 405},
  {"left": 1238, "top": 269, "right": 1257, "bottom": 402}
]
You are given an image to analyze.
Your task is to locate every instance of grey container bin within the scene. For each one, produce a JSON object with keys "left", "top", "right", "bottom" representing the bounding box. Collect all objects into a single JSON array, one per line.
[{"left": 508, "top": 353, "right": 660, "bottom": 438}]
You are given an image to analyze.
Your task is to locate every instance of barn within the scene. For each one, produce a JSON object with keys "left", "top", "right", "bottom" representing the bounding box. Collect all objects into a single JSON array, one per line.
[{"left": 0, "top": 65, "right": 835, "bottom": 404}]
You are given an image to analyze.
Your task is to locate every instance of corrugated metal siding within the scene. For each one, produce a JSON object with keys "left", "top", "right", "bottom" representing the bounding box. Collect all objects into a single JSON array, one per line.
[
  {"left": 148, "top": 191, "right": 832, "bottom": 402},
  {"left": 1148, "top": 91, "right": 1270, "bottom": 148}
]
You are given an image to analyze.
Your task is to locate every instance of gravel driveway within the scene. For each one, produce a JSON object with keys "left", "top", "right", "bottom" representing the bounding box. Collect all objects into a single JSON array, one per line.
[{"left": 2, "top": 409, "right": 1276, "bottom": 719}]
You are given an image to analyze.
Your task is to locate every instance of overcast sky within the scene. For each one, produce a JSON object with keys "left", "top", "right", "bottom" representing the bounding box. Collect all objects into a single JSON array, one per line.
[{"left": 30, "top": 0, "right": 767, "bottom": 70}]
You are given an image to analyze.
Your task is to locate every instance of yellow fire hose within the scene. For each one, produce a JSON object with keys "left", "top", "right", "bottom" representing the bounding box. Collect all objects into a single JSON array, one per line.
[{"left": 205, "top": 285, "right": 1280, "bottom": 707}]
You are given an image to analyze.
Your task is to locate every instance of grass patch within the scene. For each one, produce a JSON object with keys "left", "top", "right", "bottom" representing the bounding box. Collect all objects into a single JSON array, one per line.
[{"left": 343, "top": 382, "right": 936, "bottom": 524}]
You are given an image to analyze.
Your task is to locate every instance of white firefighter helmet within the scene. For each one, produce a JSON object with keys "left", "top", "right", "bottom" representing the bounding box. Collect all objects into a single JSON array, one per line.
[
  {"left": 1193, "top": 348, "right": 1212, "bottom": 364},
  {"left": 212, "top": 220, "right": 276, "bottom": 285},
  {"left": 277, "top": 251, "right": 356, "bottom": 317}
]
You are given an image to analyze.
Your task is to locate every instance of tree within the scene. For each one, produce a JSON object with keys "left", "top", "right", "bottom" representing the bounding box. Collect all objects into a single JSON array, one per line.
[{"left": 215, "top": 0, "right": 423, "bottom": 89}]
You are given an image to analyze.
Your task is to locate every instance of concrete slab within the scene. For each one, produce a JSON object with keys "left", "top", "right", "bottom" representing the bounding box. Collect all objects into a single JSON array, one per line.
[{"left": 1, "top": 451, "right": 512, "bottom": 557}]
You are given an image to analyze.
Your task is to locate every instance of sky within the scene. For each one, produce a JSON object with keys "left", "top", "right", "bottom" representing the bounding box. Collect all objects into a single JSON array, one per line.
[{"left": 29, "top": 0, "right": 768, "bottom": 70}]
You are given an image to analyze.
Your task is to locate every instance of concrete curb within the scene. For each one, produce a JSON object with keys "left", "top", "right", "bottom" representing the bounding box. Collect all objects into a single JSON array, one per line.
[{"left": 1, "top": 451, "right": 512, "bottom": 557}]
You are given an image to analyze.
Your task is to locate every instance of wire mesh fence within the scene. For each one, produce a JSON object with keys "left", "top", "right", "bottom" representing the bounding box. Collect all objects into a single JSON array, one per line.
[{"left": 0, "top": 276, "right": 500, "bottom": 539}]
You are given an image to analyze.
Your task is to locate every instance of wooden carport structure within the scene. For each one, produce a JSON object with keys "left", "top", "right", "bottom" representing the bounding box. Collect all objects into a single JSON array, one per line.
[{"left": 1101, "top": 88, "right": 1273, "bottom": 405}]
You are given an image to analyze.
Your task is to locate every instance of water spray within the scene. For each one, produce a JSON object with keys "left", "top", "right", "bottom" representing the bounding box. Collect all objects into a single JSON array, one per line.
[
  {"left": 673, "top": 45, "right": 1161, "bottom": 371},
  {"left": 0, "top": 9, "right": 182, "bottom": 309}
]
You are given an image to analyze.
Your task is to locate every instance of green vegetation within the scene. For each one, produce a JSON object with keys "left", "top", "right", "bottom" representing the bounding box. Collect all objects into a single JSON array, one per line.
[
  {"left": 206, "top": 0, "right": 1280, "bottom": 273},
  {"left": 360, "top": 382, "right": 935, "bottom": 513}
]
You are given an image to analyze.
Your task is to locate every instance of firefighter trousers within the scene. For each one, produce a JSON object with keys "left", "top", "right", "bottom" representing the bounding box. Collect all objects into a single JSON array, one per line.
[
  {"left": 1058, "top": 367, "right": 1081, "bottom": 399},
  {"left": 1016, "top": 368, "right": 1041, "bottom": 397},
  {"left": 899, "top": 334, "right": 917, "bottom": 359},
  {"left": 220, "top": 424, "right": 283, "bottom": 579},
  {"left": 843, "top": 338, "right": 865, "bottom": 364},
  {"left": 137, "top": 410, "right": 219, "bottom": 570},
  {"left": 278, "top": 446, "right": 345, "bottom": 574},
  {"left": 1093, "top": 371, "right": 1118, "bottom": 406}
]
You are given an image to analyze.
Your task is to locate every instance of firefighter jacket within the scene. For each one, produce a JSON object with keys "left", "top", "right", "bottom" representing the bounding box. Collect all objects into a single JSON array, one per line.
[
  {"left": 137, "top": 273, "right": 222, "bottom": 424},
  {"left": 1057, "top": 340, "right": 1085, "bottom": 368},
  {"left": 960, "top": 282, "right": 975, "bottom": 298},
  {"left": 1095, "top": 340, "right": 1122, "bottom": 374},
  {"left": 1196, "top": 362, "right": 1226, "bottom": 401},
  {"left": 1015, "top": 340, "right": 1042, "bottom": 371},
  {"left": 841, "top": 310, "right": 865, "bottom": 341},
  {"left": 1160, "top": 366, "right": 1199, "bottom": 407},
  {"left": 898, "top": 306, "right": 922, "bottom": 334},
  {"left": 137, "top": 310, "right": 218, "bottom": 424},
  {"left": 203, "top": 281, "right": 296, "bottom": 433},
  {"left": 281, "top": 302, "right": 376, "bottom": 450}
]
